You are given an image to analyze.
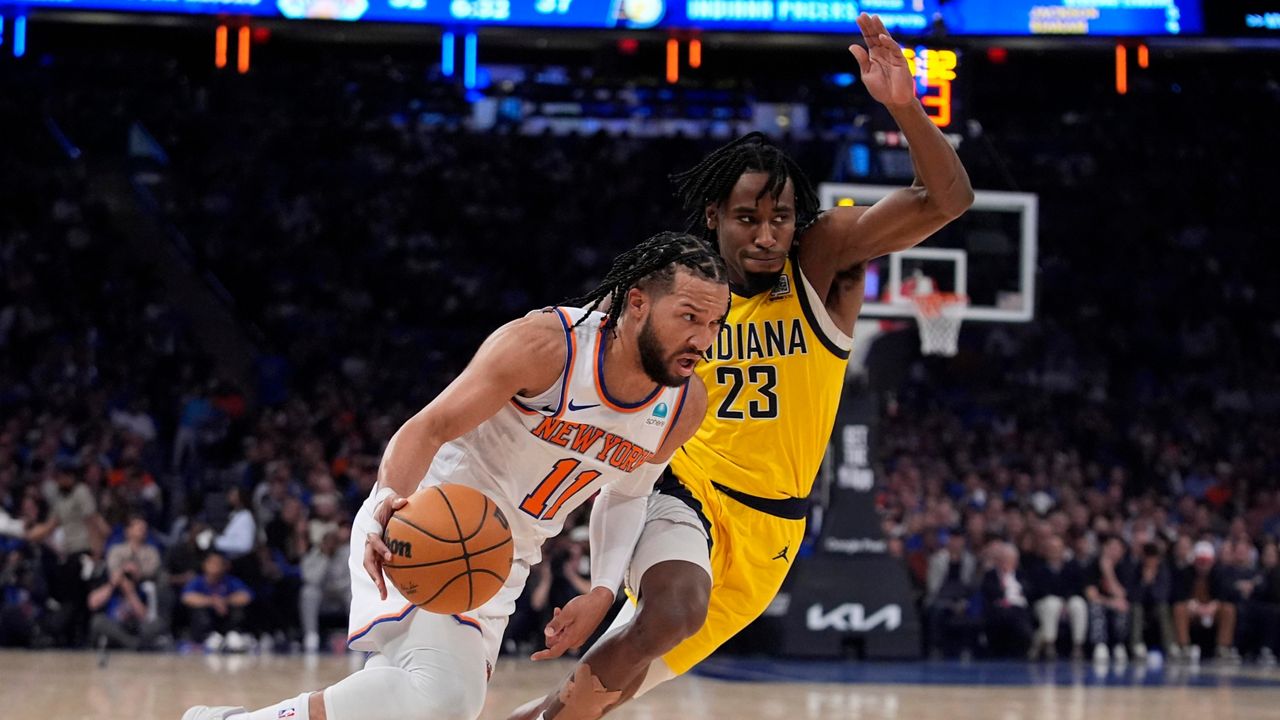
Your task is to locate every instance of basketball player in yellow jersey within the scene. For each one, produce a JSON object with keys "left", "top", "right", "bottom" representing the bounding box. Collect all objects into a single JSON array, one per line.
[{"left": 507, "top": 14, "right": 973, "bottom": 720}]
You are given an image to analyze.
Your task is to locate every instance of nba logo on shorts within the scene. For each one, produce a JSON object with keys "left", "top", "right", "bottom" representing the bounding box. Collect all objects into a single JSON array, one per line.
[
  {"left": 653, "top": 403, "right": 669, "bottom": 418},
  {"left": 278, "top": 709, "right": 296, "bottom": 719}
]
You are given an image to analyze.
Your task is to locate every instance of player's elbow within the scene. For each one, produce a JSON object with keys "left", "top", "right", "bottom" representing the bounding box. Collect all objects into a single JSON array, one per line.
[
  {"left": 394, "top": 412, "right": 451, "bottom": 462},
  {"left": 932, "top": 182, "right": 974, "bottom": 221}
]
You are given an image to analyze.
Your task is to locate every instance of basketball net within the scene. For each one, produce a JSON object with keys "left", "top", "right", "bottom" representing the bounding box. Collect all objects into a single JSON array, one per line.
[{"left": 909, "top": 292, "right": 968, "bottom": 357}]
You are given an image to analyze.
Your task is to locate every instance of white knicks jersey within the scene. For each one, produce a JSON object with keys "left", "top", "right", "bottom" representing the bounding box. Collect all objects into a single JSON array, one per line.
[{"left": 420, "top": 306, "right": 691, "bottom": 566}]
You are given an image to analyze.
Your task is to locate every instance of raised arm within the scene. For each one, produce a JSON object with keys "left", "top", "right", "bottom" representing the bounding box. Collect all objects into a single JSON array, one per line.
[{"left": 799, "top": 13, "right": 974, "bottom": 302}]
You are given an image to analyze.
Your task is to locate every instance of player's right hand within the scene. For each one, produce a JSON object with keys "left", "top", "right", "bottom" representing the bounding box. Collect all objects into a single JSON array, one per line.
[
  {"left": 531, "top": 586, "right": 615, "bottom": 661},
  {"left": 364, "top": 493, "right": 408, "bottom": 601}
]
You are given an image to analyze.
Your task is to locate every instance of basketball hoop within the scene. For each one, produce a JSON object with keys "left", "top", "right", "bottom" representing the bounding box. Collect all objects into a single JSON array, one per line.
[{"left": 910, "top": 293, "right": 968, "bottom": 357}]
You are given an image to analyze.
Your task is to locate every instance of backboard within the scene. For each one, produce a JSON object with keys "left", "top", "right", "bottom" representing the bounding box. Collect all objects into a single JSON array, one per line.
[{"left": 818, "top": 183, "right": 1038, "bottom": 323}]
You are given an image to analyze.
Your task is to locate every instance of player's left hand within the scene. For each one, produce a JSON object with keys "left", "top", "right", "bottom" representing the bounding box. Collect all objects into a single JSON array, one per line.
[
  {"left": 848, "top": 13, "right": 915, "bottom": 109},
  {"left": 531, "top": 586, "right": 615, "bottom": 661}
]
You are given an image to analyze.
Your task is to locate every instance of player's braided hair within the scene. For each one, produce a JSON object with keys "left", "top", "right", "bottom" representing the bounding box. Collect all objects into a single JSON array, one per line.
[
  {"left": 670, "top": 132, "right": 821, "bottom": 244},
  {"left": 566, "top": 231, "right": 729, "bottom": 330}
]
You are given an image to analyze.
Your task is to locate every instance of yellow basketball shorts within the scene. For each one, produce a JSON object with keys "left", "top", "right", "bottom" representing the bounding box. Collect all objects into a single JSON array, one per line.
[{"left": 651, "top": 471, "right": 808, "bottom": 676}]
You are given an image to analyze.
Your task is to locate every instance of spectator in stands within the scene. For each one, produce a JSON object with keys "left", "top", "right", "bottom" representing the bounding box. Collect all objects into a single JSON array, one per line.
[
  {"left": 0, "top": 543, "right": 51, "bottom": 648},
  {"left": 109, "top": 398, "right": 157, "bottom": 445},
  {"left": 306, "top": 492, "right": 341, "bottom": 548},
  {"left": 172, "top": 386, "right": 219, "bottom": 472},
  {"left": 87, "top": 555, "right": 167, "bottom": 651},
  {"left": 29, "top": 463, "right": 105, "bottom": 645},
  {"left": 106, "top": 462, "right": 162, "bottom": 527},
  {"left": 1173, "top": 541, "right": 1239, "bottom": 663},
  {"left": 1130, "top": 541, "right": 1175, "bottom": 661},
  {"left": 97, "top": 515, "right": 165, "bottom": 645},
  {"left": 106, "top": 515, "right": 160, "bottom": 584},
  {"left": 1027, "top": 535, "right": 1087, "bottom": 660},
  {"left": 981, "top": 543, "right": 1033, "bottom": 657},
  {"left": 162, "top": 520, "right": 204, "bottom": 636},
  {"left": 213, "top": 486, "right": 255, "bottom": 560},
  {"left": 252, "top": 460, "right": 298, "bottom": 530},
  {"left": 1225, "top": 538, "right": 1268, "bottom": 661},
  {"left": 249, "top": 531, "right": 304, "bottom": 650},
  {"left": 1171, "top": 535, "right": 1194, "bottom": 577},
  {"left": 181, "top": 551, "right": 253, "bottom": 652},
  {"left": 1085, "top": 535, "right": 1134, "bottom": 664},
  {"left": 264, "top": 496, "right": 309, "bottom": 563},
  {"left": 0, "top": 501, "right": 27, "bottom": 542},
  {"left": 925, "top": 531, "right": 977, "bottom": 659},
  {"left": 1251, "top": 541, "right": 1280, "bottom": 665},
  {"left": 299, "top": 526, "right": 350, "bottom": 653}
]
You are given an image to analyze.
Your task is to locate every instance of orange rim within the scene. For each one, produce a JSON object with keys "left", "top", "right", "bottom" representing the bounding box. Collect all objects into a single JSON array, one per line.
[{"left": 910, "top": 293, "right": 968, "bottom": 318}]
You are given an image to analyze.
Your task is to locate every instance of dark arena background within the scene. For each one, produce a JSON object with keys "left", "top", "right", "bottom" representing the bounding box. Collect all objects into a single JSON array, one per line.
[{"left": 1, "top": 1, "right": 1279, "bottom": 718}]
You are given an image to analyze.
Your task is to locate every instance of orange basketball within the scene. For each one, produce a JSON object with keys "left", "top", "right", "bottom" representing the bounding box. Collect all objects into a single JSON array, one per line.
[{"left": 382, "top": 484, "right": 514, "bottom": 615}]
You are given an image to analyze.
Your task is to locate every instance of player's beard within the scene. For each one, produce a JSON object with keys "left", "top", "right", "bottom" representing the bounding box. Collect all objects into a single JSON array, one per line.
[{"left": 637, "top": 317, "right": 688, "bottom": 388}]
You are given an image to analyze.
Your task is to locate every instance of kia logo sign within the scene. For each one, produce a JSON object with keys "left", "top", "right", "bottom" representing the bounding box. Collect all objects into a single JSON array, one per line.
[{"left": 806, "top": 603, "right": 902, "bottom": 632}]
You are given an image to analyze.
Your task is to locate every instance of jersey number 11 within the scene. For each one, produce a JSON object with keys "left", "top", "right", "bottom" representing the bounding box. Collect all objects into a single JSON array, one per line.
[{"left": 519, "top": 459, "right": 601, "bottom": 520}]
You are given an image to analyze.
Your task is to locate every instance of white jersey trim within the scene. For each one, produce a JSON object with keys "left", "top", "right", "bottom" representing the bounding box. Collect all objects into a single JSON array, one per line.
[{"left": 796, "top": 265, "right": 854, "bottom": 353}]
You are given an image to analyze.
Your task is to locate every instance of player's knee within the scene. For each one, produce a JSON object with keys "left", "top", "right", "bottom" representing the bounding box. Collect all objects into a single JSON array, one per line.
[
  {"left": 404, "top": 671, "right": 484, "bottom": 720},
  {"left": 419, "top": 689, "right": 484, "bottom": 720},
  {"left": 421, "top": 701, "right": 482, "bottom": 720},
  {"left": 631, "top": 570, "right": 710, "bottom": 655},
  {"left": 630, "top": 600, "right": 704, "bottom": 658}
]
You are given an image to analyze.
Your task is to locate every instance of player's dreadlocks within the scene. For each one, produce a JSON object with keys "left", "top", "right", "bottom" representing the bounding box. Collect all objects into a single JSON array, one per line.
[
  {"left": 566, "top": 231, "right": 729, "bottom": 330},
  {"left": 669, "top": 132, "right": 821, "bottom": 244}
]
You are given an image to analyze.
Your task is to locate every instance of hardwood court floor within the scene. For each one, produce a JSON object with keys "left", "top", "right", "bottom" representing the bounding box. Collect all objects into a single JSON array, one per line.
[{"left": 5, "top": 650, "right": 1280, "bottom": 720}]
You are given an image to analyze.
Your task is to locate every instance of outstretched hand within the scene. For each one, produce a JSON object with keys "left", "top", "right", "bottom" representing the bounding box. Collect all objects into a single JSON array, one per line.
[
  {"left": 848, "top": 13, "right": 916, "bottom": 109},
  {"left": 532, "top": 587, "right": 616, "bottom": 661}
]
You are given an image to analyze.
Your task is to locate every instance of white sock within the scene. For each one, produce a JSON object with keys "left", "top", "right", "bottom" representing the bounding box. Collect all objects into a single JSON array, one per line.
[{"left": 230, "top": 692, "right": 312, "bottom": 720}]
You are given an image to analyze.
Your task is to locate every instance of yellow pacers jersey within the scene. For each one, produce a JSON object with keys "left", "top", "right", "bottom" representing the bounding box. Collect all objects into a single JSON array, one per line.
[{"left": 670, "top": 257, "right": 852, "bottom": 500}]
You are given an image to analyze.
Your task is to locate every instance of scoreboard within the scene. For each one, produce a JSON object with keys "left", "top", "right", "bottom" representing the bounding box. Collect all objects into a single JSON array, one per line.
[
  {"left": 2, "top": 0, "right": 1209, "bottom": 36},
  {"left": 669, "top": 1, "right": 1202, "bottom": 35}
]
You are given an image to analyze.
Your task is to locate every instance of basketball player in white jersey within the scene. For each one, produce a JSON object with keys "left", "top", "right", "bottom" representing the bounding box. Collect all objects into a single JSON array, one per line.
[{"left": 182, "top": 231, "right": 730, "bottom": 720}]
